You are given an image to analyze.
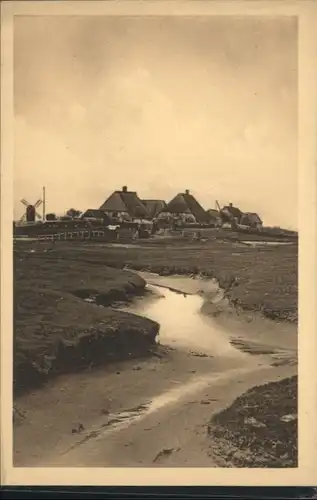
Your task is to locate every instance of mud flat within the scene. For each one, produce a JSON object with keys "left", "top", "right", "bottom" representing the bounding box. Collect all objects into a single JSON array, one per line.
[
  {"left": 13, "top": 241, "right": 298, "bottom": 467},
  {"left": 14, "top": 350, "right": 296, "bottom": 467}
]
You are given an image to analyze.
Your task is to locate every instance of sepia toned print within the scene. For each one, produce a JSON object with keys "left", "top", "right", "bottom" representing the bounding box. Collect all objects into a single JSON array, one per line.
[
  {"left": 1, "top": 1, "right": 315, "bottom": 486},
  {"left": 12, "top": 12, "right": 299, "bottom": 469}
]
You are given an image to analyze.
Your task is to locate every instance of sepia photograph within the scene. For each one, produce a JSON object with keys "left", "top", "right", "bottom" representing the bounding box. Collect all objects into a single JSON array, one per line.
[{"left": 1, "top": 0, "right": 317, "bottom": 487}]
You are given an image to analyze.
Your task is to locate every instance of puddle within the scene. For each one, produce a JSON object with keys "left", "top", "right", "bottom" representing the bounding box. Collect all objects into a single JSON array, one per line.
[
  {"left": 242, "top": 241, "right": 295, "bottom": 247},
  {"left": 84, "top": 296, "right": 97, "bottom": 303}
]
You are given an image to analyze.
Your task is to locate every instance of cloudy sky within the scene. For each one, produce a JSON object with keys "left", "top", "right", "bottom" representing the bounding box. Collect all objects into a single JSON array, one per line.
[{"left": 14, "top": 15, "right": 297, "bottom": 228}]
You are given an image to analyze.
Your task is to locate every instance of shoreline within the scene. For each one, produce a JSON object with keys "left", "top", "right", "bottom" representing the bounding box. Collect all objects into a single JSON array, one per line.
[
  {"left": 127, "top": 264, "right": 297, "bottom": 324},
  {"left": 133, "top": 267, "right": 297, "bottom": 327}
]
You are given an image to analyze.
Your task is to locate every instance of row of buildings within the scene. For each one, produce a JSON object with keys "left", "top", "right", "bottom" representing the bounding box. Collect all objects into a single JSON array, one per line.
[{"left": 82, "top": 186, "right": 263, "bottom": 229}]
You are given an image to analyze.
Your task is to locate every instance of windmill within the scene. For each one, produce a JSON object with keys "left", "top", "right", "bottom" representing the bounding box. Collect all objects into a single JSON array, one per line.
[
  {"left": 18, "top": 186, "right": 46, "bottom": 223},
  {"left": 19, "top": 198, "right": 43, "bottom": 223}
]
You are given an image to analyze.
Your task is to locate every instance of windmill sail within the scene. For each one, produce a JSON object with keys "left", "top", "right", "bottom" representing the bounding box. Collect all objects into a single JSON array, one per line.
[{"left": 20, "top": 196, "right": 44, "bottom": 223}]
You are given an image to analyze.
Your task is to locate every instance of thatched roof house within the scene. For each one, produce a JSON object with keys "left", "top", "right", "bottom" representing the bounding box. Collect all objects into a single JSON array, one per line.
[
  {"left": 240, "top": 212, "right": 263, "bottom": 228},
  {"left": 206, "top": 208, "right": 222, "bottom": 225},
  {"left": 141, "top": 200, "right": 168, "bottom": 219},
  {"left": 166, "top": 190, "right": 208, "bottom": 223},
  {"left": 221, "top": 203, "right": 243, "bottom": 222},
  {"left": 99, "top": 186, "right": 149, "bottom": 219}
]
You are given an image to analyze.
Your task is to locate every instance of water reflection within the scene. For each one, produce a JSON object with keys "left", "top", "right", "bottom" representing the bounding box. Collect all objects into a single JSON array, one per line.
[{"left": 125, "top": 284, "right": 244, "bottom": 358}]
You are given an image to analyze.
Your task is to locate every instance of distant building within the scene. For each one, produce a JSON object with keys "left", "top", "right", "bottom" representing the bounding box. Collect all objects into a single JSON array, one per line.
[
  {"left": 141, "top": 200, "right": 168, "bottom": 219},
  {"left": 99, "top": 186, "right": 150, "bottom": 221},
  {"left": 206, "top": 209, "right": 222, "bottom": 227},
  {"left": 240, "top": 212, "right": 263, "bottom": 229},
  {"left": 166, "top": 190, "right": 209, "bottom": 224},
  {"left": 221, "top": 203, "right": 243, "bottom": 224},
  {"left": 81, "top": 209, "right": 111, "bottom": 225}
]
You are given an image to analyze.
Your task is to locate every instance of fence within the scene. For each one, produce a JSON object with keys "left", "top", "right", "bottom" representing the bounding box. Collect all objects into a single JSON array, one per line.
[
  {"left": 37, "top": 230, "right": 113, "bottom": 242},
  {"left": 37, "top": 228, "right": 136, "bottom": 242}
]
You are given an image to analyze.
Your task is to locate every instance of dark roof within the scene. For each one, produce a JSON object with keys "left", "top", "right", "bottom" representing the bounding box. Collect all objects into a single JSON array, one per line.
[
  {"left": 141, "top": 200, "right": 168, "bottom": 218},
  {"left": 241, "top": 212, "right": 262, "bottom": 225},
  {"left": 222, "top": 205, "right": 243, "bottom": 219},
  {"left": 207, "top": 208, "right": 222, "bottom": 219},
  {"left": 82, "top": 209, "right": 110, "bottom": 219},
  {"left": 99, "top": 190, "right": 150, "bottom": 218},
  {"left": 166, "top": 192, "right": 208, "bottom": 223}
]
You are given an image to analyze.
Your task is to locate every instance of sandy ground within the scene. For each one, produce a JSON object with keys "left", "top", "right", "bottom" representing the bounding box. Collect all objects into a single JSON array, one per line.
[
  {"left": 14, "top": 350, "right": 296, "bottom": 467},
  {"left": 14, "top": 274, "right": 297, "bottom": 468}
]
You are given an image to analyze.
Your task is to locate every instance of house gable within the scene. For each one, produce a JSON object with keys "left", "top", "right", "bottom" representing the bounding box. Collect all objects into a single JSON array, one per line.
[
  {"left": 166, "top": 194, "right": 191, "bottom": 215},
  {"left": 120, "top": 192, "right": 149, "bottom": 218},
  {"left": 141, "top": 200, "right": 168, "bottom": 218},
  {"left": 167, "top": 191, "right": 208, "bottom": 223},
  {"left": 183, "top": 193, "right": 208, "bottom": 223},
  {"left": 100, "top": 192, "right": 128, "bottom": 213},
  {"left": 99, "top": 188, "right": 149, "bottom": 218}
]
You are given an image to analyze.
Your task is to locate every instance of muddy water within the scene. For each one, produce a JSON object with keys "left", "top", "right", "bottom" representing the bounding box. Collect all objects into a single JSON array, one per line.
[
  {"left": 123, "top": 284, "right": 246, "bottom": 359},
  {"left": 242, "top": 240, "right": 295, "bottom": 247},
  {"left": 123, "top": 274, "right": 297, "bottom": 366}
]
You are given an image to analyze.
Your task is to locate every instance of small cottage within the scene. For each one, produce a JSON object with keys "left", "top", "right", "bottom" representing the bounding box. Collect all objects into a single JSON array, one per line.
[
  {"left": 206, "top": 208, "right": 222, "bottom": 227},
  {"left": 99, "top": 186, "right": 150, "bottom": 221},
  {"left": 141, "top": 200, "right": 168, "bottom": 219},
  {"left": 165, "top": 190, "right": 209, "bottom": 224},
  {"left": 221, "top": 203, "right": 244, "bottom": 224},
  {"left": 240, "top": 212, "right": 263, "bottom": 229}
]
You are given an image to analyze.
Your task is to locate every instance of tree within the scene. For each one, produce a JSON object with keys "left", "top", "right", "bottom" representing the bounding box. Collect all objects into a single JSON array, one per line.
[
  {"left": 46, "top": 213, "right": 57, "bottom": 221},
  {"left": 66, "top": 208, "right": 82, "bottom": 219}
]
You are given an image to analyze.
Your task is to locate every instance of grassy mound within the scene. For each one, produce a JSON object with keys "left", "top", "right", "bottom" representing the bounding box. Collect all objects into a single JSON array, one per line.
[
  {"left": 208, "top": 376, "right": 297, "bottom": 468},
  {"left": 14, "top": 253, "right": 159, "bottom": 396}
]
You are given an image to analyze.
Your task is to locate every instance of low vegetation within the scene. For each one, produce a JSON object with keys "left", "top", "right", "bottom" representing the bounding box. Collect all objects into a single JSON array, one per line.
[
  {"left": 14, "top": 252, "right": 159, "bottom": 395},
  {"left": 208, "top": 376, "right": 297, "bottom": 468},
  {"left": 17, "top": 239, "right": 297, "bottom": 322}
]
